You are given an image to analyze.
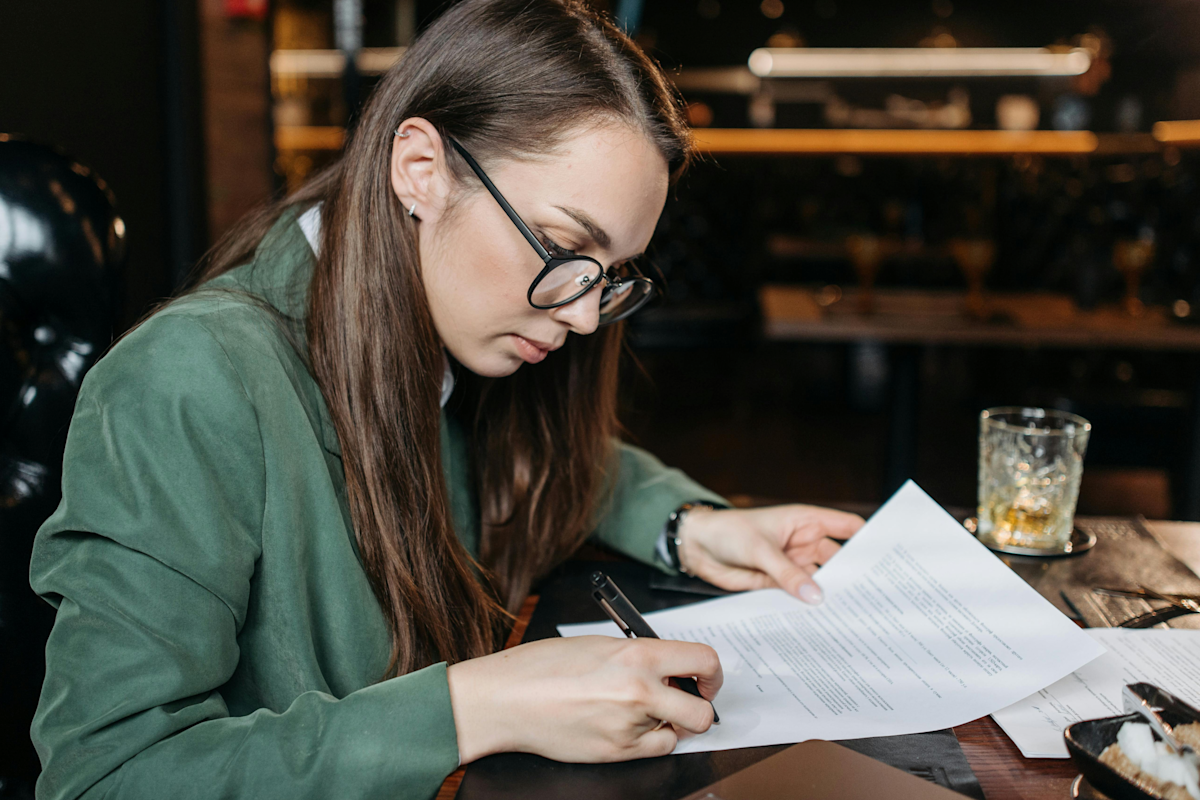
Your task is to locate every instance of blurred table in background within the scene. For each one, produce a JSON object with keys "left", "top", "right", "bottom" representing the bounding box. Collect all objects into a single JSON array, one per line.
[
  {"left": 760, "top": 286, "right": 1200, "bottom": 350},
  {"left": 760, "top": 285, "right": 1200, "bottom": 518}
]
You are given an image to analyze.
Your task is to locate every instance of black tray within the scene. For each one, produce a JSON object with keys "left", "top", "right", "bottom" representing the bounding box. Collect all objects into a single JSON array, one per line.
[{"left": 1065, "top": 704, "right": 1200, "bottom": 800}]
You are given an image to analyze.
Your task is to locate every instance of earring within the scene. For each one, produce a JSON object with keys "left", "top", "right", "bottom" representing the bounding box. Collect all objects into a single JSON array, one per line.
[
  {"left": 394, "top": 128, "right": 410, "bottom": 139},
  {"left": 407, "top": 203, "right": 417, "bottom": 217}
]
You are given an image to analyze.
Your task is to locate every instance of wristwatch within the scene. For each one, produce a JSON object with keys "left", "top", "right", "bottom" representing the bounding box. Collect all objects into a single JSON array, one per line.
[{"left": 656, "top": 500, "right": 728, "bottom": 575}]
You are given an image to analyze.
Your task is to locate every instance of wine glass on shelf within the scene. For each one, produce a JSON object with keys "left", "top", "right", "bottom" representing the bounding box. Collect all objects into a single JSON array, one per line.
[
  {"left": 1113, "top": 237, "right": 1155, "bottom": 317},
  {"left": 845, "top": 234, "right": 886, "bottom": 315},
  {"left": 950, "top": 238, "right": 997, "bottom": 320}
]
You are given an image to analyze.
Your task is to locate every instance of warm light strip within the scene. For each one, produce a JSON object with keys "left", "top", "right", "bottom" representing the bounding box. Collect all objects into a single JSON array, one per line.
[
  {"left": 275, "top": 126, "right": 1107, "bottom": 155},
  {"left": 691, "top": 129, "right": 1100, "bottom": 155},
  {"left": 357, "top": 47, "right": 404, "bottom": 74},
  {"left": 270, "top": 48, "right": 404, "bottom": 77},
  {"left": 748, "top": 47, "right": 1091, "bottom": 78},
  {"left": 275, "top": 126, "right": 346, "bottom": 151},
  {"left": 1152, "top": 120, "right": 1200, "bottom": 146},
  {"left": 671, "top": 67, "right": 762, "bottom": 94},
  {"left": 271, "top": 50, "right": 345, "bottom": 77}
]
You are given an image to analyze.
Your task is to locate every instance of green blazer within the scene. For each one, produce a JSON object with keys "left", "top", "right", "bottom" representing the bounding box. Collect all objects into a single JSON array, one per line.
[{"left": 29, "top": 210, "right": 725, "bottom": 800}]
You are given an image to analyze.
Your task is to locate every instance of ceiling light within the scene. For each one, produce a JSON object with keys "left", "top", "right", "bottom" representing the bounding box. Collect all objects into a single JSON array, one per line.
[{"left": 748, "top": 47, "right": 1091, "bottom": 78}]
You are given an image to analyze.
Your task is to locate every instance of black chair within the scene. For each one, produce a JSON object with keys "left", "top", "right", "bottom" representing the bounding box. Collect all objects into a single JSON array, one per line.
[{"left": 0, "top": 137, "right": 124, "bottom": 796}]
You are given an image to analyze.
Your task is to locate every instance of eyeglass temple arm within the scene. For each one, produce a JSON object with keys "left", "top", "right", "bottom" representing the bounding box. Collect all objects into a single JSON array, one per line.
[{"left": 447, "top": 137, "right": 552, "bottom": 264}]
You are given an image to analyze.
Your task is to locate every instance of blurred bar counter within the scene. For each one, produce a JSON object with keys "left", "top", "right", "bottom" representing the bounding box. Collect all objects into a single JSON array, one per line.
[
  {"left": 760, "top": 285, "right": 1200, "bottom": 349},
  {"left": 760, "top": 283, "right": 1200, "bottom": 519}
]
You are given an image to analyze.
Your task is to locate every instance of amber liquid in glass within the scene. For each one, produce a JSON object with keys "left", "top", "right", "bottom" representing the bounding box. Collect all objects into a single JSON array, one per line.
[{"left": 977, "top": 408, "right": 1088, "bottom": 551}]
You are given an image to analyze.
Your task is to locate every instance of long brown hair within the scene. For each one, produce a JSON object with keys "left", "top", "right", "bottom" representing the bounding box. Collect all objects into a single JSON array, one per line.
[{"left": 189, "top": 0, "right": 693, "bottom": 677}]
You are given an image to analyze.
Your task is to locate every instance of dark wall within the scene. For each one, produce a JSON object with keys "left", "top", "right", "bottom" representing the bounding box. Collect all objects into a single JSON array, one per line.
[
  {"left": 0, "top": 0, "right": 208, "bottom": 327},
  {"left": 0, "top": 3, "right": 207, "bottom": 792}
]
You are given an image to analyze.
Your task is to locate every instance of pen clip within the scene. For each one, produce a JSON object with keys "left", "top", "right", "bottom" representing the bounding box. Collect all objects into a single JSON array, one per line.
[{"left": 593, "top": 591, "right": 636, "bottom": 638}]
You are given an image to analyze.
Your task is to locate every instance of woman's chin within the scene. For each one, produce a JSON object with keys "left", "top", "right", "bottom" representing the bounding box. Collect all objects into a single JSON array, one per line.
[{"left": 456, "top": 350, "right": 524, "bottom": 379}]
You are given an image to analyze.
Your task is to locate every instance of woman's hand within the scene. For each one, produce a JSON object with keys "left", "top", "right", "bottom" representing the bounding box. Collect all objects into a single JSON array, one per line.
[
  {"left": 446, "top": 634, "right": 721, "bottom": 765},
  {"left": 677, "top": 505, "right": 864, "bottom": 604}
]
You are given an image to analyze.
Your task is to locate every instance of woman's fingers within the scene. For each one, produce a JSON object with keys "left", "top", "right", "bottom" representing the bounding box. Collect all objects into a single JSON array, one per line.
[
  {"left": 753, "top": 536, "right": 824, "bottom": 603},
  {"left": 647, "top": 680, "right": 718, "bottom": 735},
  {"left": 809, "top": 507, "right": 866, "bottom": 540},
  {"left": 815, "top": 536, "right": 842, "bottom": 562},
  {"left": 635, "top": 724, "right": 679, "bottom": 758},
  {"left": 779, "top": 532, "right": 841, "bottom": 568},
  {"left": 775, "top": 506, "right": 864, "bottom": 544},
  {"left": 634, "top": 638, "right": 724, "bottom": 696},
  {"left": 692, "top": 663, "right": 723, "bottom": 703},
  {"left": 711, "top": 567, "right": 777, "bottom": 592}
]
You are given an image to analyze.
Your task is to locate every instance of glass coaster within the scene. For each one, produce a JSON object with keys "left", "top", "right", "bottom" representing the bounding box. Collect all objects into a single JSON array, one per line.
[{"left": 963, "top": 517, "right": 1097, "bottom": 557}]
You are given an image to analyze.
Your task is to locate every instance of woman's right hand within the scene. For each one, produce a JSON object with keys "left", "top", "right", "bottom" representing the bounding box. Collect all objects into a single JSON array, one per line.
[{"left": 445, "top": 635, "right": 722, "bottom": 764}]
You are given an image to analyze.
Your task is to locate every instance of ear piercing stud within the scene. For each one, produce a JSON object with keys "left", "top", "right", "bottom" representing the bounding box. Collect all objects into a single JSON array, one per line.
[{"left": 407, "top": 203, "right": 417, "bottom": 217}]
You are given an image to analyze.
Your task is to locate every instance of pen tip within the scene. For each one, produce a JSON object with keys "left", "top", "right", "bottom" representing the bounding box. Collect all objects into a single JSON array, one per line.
[{"left": 590, "top": 571, "right": 605, "bottom": 586}]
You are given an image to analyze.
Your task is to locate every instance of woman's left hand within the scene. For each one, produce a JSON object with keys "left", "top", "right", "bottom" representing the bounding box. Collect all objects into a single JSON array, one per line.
[{"left": 675, "top": 505, "right": 865, "bottom": 605}]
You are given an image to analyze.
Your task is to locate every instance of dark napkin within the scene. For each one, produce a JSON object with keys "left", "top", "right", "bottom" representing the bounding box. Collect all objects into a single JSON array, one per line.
[
  {"left": 1001, "top": 517, "right": 1200, "bottom": 630},
  {"left": 456, "top": 561, "right": 985, "bottom": 800}
]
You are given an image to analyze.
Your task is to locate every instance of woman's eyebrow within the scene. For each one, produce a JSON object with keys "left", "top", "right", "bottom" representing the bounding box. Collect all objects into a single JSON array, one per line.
[{"left": 553, "top": 205, "right": 611, "bottom": 251}]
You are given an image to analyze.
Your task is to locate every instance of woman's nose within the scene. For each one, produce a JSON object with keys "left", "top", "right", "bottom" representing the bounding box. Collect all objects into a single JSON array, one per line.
[{"left": 548, "top": 285, "right": 601, "bottom": 335}]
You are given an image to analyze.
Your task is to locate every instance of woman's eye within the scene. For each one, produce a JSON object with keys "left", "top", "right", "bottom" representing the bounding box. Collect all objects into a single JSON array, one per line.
[{"left": 540, "top": 235, "right": 575, "bottom": 258}]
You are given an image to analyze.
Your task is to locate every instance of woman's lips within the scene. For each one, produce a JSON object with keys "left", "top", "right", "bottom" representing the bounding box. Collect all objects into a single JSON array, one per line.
[{"left": 512, "top": 334, "right": 552, "bottom": 364}]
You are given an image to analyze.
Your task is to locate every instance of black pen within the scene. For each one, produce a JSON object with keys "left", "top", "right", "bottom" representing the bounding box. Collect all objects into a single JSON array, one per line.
[{"left": 589, "top": 571, "right": 719, "bottom": 724}]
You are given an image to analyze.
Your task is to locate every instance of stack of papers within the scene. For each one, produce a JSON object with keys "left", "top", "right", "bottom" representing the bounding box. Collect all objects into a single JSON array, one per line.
[
  {"left": 560, "top": 481, "right": 1106, "bottom": 754},
  {"left": 992, "top": 628, "right": 1200, "bottom": 758}
]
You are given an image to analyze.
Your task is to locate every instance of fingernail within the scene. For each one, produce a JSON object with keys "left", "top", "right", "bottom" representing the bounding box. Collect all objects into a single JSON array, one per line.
[{"left": 798, "top": 582, "right": 824, "bottom": 605}]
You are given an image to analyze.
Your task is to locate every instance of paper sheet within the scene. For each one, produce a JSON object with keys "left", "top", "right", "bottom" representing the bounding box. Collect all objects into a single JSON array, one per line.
[
  {"left": 992, "top": 628, "right": 1200, "bottom": 758},
  {"left": 559, "top": 481, "right": 1106, "bottom": 754}
]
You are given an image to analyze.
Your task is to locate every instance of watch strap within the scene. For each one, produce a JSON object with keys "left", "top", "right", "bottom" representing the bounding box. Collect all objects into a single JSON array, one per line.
[{"left": 662, "top": 500, "right": 728, "bottom": 575}]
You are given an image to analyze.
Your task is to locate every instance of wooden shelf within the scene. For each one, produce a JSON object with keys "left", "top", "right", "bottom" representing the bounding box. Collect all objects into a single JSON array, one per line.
[
  {"left": 692, "top": 128, "right": 1139, "bottom": 156},
  {"left": 273, "top": 125, "right": 1172, "bottom": 157},
  {"left": 275, "top": 126, "right": 345, "bottom": 151}
]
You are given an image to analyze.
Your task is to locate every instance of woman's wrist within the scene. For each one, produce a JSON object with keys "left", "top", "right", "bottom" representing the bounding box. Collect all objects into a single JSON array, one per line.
[
  {"left": 674, "top": 504, "right": 719, "bottom": 575},
  {"left": 446, "top": 655, "right": 515, "bottom": 764}
]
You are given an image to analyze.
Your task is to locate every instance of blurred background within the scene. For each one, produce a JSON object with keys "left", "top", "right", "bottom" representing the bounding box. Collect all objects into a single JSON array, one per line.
[{"left": 5, "top": 0, "right": 1200, "bottom": 794}]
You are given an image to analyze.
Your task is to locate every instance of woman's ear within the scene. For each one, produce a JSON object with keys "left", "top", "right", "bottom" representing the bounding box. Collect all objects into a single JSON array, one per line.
[{"left": 390, "top": 117, "right": 450, "bottom": 222}]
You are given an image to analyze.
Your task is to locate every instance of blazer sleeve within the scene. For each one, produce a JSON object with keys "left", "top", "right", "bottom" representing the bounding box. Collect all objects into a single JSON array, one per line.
[
  {"left": 29, "top": 312, "right": 460, "bottom": 800},
  {"left": 590, "top": 440, "right": 728, "bottom": 571}
]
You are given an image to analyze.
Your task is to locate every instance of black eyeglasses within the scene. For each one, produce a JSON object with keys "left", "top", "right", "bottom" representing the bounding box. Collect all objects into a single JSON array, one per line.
[{"left": 447, "top": 137, "right": 658, "bottom": 326}]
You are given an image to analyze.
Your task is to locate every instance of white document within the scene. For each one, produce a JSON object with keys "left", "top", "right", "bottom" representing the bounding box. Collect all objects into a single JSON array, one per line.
[
  {"left": 992, "top": 628, "right": 1200, "bottom": 758},
  {"left": 559, "top": 481, "right": 1106, "bottom": 754}
]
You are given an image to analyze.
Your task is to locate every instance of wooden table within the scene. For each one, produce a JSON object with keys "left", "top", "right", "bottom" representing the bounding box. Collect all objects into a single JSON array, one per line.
[
  {"left": 955, "top": 519, "right": 1200, "bottom": 800},
  {"left": 440, "top": 520, "right": 1200, "bottom": 800}
]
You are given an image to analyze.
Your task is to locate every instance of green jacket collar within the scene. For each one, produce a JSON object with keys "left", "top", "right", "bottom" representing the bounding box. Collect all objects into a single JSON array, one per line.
[
  {"left": 204, "top": 208, "right": 342, "bottom": 455},
  {"left": 204, "top": 207, "right": 456, "bottom": 460},
  {"left": 216, "top": 207, "right": 316, "bottom": 323}
]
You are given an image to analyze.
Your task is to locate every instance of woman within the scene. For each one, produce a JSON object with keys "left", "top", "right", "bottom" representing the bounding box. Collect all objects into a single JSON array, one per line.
[{"left": 29, "top": 0, "right": 862, "bottom": 797}]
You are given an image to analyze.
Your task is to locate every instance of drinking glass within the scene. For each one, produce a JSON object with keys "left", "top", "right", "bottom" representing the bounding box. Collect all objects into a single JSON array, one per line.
[
  {"left": 846, "top": 234, "right": 888, "bottom": 315},
  {"left": 976, "top": 407, "right": 1091, "bottom": 553},
  {"left": 950, "top": 238, "right": 996, "bottom": 320},
  {"left": 1113, "top": 238, "right": 1155, "bottom": 317}
]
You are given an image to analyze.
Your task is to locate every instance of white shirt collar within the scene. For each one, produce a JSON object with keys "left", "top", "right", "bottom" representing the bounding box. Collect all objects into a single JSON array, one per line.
[{"left": 298, "top": 204, "right": 455, "bottom": 409}]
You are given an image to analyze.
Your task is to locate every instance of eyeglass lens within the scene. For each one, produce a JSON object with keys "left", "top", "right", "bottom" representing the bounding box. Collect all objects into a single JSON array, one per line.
[
  {"left": 530, "top": 259, "right": 655, "bottom": 323},
  {"left": 530, "top": 260, "right": 603, "bottom": 307},
  {"left": 598, "top": 277, "right": 653, "bottom": 322}
]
